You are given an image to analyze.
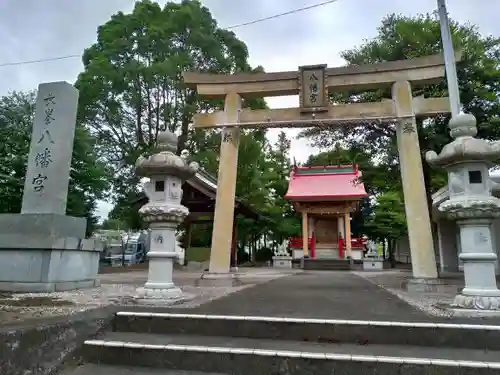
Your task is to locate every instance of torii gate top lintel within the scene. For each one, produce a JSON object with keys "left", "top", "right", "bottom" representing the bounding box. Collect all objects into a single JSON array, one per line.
[
  {"left": 182, "top": 51, "right": 462, "bottom": 99},
  {"left": 184, "top": 51, "right": 461, "bottom": 129}
]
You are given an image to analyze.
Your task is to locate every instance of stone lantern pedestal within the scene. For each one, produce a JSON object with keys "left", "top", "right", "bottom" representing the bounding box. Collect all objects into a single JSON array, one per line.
[
  {"left": 134, "top": 131, "right": 199, "bottom": 305},
  {"left": 426, "top": 113, "right": 500, "bottom": 310}
]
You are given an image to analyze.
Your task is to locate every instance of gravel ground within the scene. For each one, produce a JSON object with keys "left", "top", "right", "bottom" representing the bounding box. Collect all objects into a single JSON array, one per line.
[{"left": 0, "top": 268, "right": 294, "bottom": 324}]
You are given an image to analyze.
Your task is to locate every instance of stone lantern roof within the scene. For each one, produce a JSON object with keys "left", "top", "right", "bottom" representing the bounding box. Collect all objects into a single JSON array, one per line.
[
  {"left": 426, "top": 114, "right": 500, "bottom": 167},
  {"left": 135, "top": 129, "right": 199, "bottom": 180}
]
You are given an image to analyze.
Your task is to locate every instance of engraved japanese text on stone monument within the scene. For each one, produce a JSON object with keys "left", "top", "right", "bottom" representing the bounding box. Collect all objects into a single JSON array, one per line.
[{"left": 21, "top": 82, "right": 79, "bottom": 215}]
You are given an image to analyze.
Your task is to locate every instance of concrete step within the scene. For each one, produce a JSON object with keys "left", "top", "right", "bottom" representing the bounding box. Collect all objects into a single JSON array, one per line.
[
  {"left": 62, "top": 363, "right": 228, "bottom": 375},
  {"left": 114, "top": 312, "right": 500, "bottom": 350},
  {"left": 83, "top": 331, "right": 500, "bottom": 375},
  {"left": 303, "top": 259, "right": 351, "bottom": 271}
]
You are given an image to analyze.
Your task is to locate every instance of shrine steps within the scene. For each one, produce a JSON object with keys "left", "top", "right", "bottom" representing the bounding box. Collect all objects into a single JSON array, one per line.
[
  {"left": 302, "top": 258, "right": 351, "bottom": 270},
  {"left": 65, "top": 312, "right": 500, "bottom": 374},
  {"left": 61, "top": 364, "right": 222, "bottom": 375}
]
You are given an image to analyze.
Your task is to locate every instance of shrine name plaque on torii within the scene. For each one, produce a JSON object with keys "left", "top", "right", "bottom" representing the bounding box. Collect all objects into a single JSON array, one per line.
[{"left": 183, "top": 51, "right": 461, "bottom": 281}]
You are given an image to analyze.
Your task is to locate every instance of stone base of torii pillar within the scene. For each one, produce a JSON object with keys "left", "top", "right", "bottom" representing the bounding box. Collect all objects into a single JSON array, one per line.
[{"left": 197, "top": 271, "right": 242, "bottom": 287}]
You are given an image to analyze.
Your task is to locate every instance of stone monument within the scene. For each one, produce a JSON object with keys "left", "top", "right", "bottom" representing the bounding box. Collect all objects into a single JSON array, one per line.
[
  {"left": 0, "top": 81, "right": 102, "bottom": 292},
  {"left": 134, "top": 129, "right": 198, "bottom": 305},
  {"left": 426, "top": 113, "right": 500, "bottom": 310},
  {"left": 272, "top": 240, "right": 292, "bottom": 269}
]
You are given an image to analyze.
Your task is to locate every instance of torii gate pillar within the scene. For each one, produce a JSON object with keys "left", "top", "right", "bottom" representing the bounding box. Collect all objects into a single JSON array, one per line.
[
  {"left": 207, "top": 93, "right": 241, "bottom": 275},
  {"left": 393, "top": 80, "right": 438, "bottom": 280}
]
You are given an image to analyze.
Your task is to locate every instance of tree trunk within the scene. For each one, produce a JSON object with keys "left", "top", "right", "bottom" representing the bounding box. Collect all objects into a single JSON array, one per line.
[
  {"left": 177, "top": 115, "right": 190, "bottom": 155},
  {"left": 388, "top": 239, "right": 396, "bottom": 268}
]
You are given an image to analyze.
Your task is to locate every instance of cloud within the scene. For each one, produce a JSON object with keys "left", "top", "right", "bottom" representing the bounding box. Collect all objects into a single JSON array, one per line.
[{"left": 0, "top": 0, "right": 497, "bottom": 219}]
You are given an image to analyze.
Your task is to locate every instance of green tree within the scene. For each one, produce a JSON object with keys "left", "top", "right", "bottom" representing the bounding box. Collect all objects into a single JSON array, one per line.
[
  {"left": 0, "top": 91, "right": 111, "bottom": 235},
  {"left": 300, "top": 14, "right": 500, "bottom": 205},
  {"left": 364, "top": 191, "right": 406, "bottom": 267},
  {"left": 265, "top": 131, "right": 301, "bottom": 240},
  {"left": 76, "top": 0, "right": 263, "bottom": 188},
  {"left": 76, "top": 0, "right": 270, "bottom": 230}
]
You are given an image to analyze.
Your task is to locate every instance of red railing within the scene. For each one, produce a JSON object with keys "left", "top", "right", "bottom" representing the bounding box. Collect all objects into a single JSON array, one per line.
[
  {"left": 289, "top": 235, "right": 315, "bottom": 258},
  {"left": 351, "top": 237, "right": 366, "bottom": 249},
  {"left": 289, "top": 235, "right": 365, "bottom": 259}
]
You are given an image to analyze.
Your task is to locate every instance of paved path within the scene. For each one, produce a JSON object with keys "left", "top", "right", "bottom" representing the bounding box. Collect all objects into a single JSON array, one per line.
[
  {"left": 99, "top": 268, "right": 299, "bottom": 286},
  {"left": 186, "top": 271, "right": 429, "bottom": 321}
]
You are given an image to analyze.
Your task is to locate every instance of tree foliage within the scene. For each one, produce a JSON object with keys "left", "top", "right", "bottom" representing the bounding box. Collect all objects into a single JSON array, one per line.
[
  {"left": 299, "top": 13, "right": 500, "bottom": 241},
  {"left": 76, "top": 0, "right": 277, "bottom": 245},
  {"left": 364, "top": 192, "right": 406, "bottom": 241},
  {"left": 76, "top": 0, "right": 264, "bottom": 196},
  {"left": 364, "top": 191, "right": 406, "bottom": 265},
  {"left": 300, "top": 13, "right": 500, "bottom": 193},
  {"left": 303, "top": 143, "right": 393, "bottom": 196},
  {"left": 0, "top": 91, "right": 111, "bottom": 235},
  {"left": 265, "top": 131, "right": 301, "bottom": 239}
]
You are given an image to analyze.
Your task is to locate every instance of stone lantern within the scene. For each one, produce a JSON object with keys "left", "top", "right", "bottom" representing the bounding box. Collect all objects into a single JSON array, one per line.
[
  {"left": 426, "top": 113, "right": 500, "bottom": 310},
  {"left": 134, "top": 130, "right": 199, "bottom": 305}
]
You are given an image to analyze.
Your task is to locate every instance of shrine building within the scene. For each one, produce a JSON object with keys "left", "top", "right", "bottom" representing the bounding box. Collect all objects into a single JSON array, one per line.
[{"left": 285, "top": 164, "right": 368, "bottom": 268}]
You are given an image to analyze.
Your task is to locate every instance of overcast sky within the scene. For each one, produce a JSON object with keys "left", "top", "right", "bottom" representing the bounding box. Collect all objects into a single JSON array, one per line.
[{"left": 0, "top": 0, "right": 497, "bottom": 219}]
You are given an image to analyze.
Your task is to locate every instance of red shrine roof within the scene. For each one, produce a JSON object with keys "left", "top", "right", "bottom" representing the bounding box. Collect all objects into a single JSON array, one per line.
[{"left": 284, "top": 165, "right": 368, "bottom": 201}]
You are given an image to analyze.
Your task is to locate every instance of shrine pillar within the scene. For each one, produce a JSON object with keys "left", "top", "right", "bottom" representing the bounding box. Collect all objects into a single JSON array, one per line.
[
  {"left": 208, "top": 93, "right": 241, "bottom": 274},
  {"left": 302, "top": 211, "right": 309, "bottom": 257},
  {"left": 344, "top": 212, "right": 352, "bottom": 258},
  {"left": 308, "top": 217, "right": 315, "bottom": 237},
  {"left": 392, "top": 81, "right": 438, "bottom": 279},
  {"left": 308, "top": 217, "right": 316, "bottom": 258},
  {"left": 337, "top": 216, "right": 345, "bottom": 238}
]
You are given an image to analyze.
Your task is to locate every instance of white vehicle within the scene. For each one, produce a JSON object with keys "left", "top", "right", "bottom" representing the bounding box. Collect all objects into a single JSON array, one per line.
[{"left": 97, "top": 230, "right": 150, "bottom": 266}]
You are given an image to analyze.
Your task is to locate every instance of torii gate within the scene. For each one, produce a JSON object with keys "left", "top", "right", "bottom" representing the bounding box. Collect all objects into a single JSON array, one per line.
[{"left": 183, "top": 52, "right": 461, "bottom": 280}]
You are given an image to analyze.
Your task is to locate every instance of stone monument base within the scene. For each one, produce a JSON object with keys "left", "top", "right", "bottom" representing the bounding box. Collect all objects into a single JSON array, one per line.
[
  {"left": 402, "top": 277, "right": 456, "bottom": 293},
  {"left": 197, "top": 271, "right": 242, "bottom": 287},
  {"left": 0, "top": 214, "right": 102, "bottom": 293}
]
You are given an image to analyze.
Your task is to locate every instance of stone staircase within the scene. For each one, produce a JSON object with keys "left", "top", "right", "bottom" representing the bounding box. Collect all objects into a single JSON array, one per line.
[
  {"left": 313, "top": 247, "right": 339, "bottom": 259},
  {"left": 302, "top": 258, "right": 352, "bottom": 270},
  {"left": 63, "top": 311, "right": 500, "bottom": 374}
]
